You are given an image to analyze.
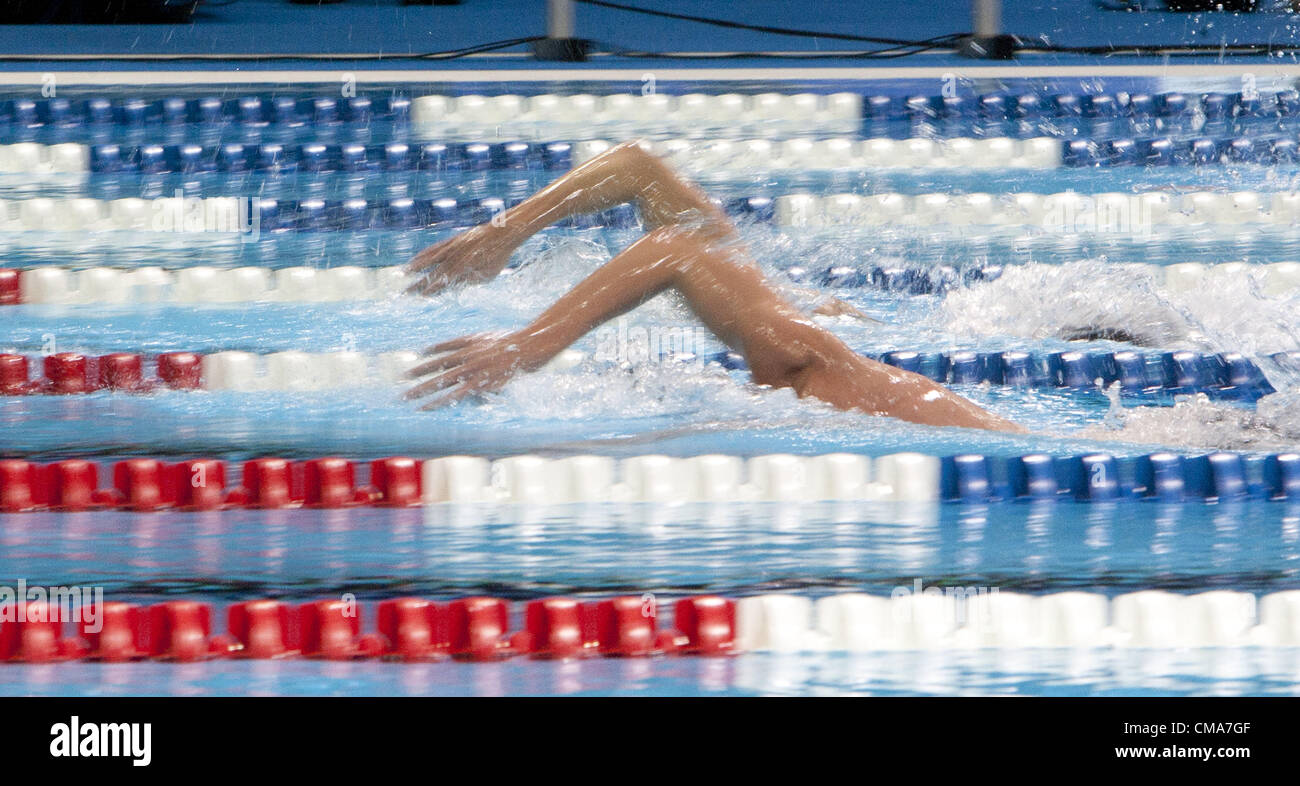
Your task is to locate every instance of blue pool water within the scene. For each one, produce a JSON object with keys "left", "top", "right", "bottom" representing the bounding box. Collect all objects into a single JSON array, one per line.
[
  {"left": 8, "top": 649, "right": 1300, "bottom": 697},
  {"left": 5, "top": 502, "right": 1300, "bottom": 599},
  {"left": 4, "top": 77, "right": 1300, "bottom": 694}
]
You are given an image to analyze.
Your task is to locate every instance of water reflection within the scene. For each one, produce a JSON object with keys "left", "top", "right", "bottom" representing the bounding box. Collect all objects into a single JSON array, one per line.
[
  {"left": 2, "top": 502, "right": 1297, "bottom": 599},
  {"left": 6, "top": 649, "right": 1297, "bottom": 697}
]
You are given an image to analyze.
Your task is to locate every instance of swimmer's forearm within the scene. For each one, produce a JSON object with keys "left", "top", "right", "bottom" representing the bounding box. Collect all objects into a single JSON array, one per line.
[
  {"left": 513, "top": 226, "right": 806, "bottom": 368},
  {"left": 799, "top": 357, "right": 1027, "bottom": 433},
  {"left": 495, "top": 142, "right": 727, "bottom": 246},
  {"left": 513, "top": 233, "right": 682, "bottom": 364}
]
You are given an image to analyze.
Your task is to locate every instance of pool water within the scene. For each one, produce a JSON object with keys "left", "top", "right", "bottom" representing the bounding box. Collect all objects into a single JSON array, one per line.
[
  {"left": 8, "top": 649, "right": 1300, "bottom": 697},
  {"left": 3, "top": 79, "right": 1300, "bottom": 695},
  {"left": 4, "top": 501, "right": 1298, "bottom": 696}
]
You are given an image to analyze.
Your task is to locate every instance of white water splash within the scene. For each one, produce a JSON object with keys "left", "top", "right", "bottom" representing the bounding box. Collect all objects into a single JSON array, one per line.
[
  {"left": 1075, "top": 392, "right": 1300, "bottom": 452},
  {"left": 941, "top": 260, "right": 1300, "bottom": 355}
]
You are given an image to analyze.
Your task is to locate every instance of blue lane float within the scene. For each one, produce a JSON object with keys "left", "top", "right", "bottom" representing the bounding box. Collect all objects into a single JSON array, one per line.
[
  {"left": 1062, "top": 135, "right": 1300, "bottom": 167},
  {"left": 713, "top": 349, "right": 1276, "bottom": 402},
  {"left": 88, "top": 141, "right": 576, "bottom": 174},
  {"left": 871, "top": 90, "right": 1300, "bottom": 122},
  {"left": 940, "top": 452, "right": 1300, "bottom": 503},
  {"left": 8, "top": 88, "right": 1299, "bottom": 128},
  {"left": 1, "top": 96, "right": 407, "bottom": 127},
  {"left": 231, "top": 195, "right": 641, "bottom": 231},
  {"left": 77, "top": 134, "right": 1300, "bottom": 174}
]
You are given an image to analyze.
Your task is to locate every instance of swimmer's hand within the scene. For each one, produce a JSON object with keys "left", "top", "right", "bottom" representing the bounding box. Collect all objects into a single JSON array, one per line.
[
  {"left": 403, "top": 331, "right": 543, "bottom": 409},
  {"left": 405, "top": 223, "right": 519, "bottom": 296}
]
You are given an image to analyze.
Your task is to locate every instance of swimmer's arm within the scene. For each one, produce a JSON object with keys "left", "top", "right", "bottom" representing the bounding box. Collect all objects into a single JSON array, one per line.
[
  {"left": 406, "top": 141, "right": 732, "bottom": 294},
  {"left": 406, "top": 226, "right": 698, "bottom": 405},
  {"left": 406, "top": 224, "right": 1022, "bottom": 433}
]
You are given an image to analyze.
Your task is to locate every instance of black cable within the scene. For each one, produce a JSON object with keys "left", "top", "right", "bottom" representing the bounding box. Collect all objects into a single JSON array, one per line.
[
  {"left": 595, "top": 40, "right": 963, "bottom": 61},
  {"left": 573, "top": 0, "right": 965, "bottom": 48}
]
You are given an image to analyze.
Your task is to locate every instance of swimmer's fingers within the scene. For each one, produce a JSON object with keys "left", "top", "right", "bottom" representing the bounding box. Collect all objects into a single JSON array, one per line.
[
  {"left": 412, "top": 365, "right": 510, "bottom": 410},
  {"left": 420, "top": 331, "right": 506, "bottom": 357},
  {"left": 416, "top": 373, "right": 502, "bottom": 410},
  {"left": 407, "top": 334, "right": 507, "bottom": 378},
  {"left": 403, "top": 365, "right": 474, "bottom": 401},
  {"left": 405, "top": 268, "right": 457, "bottom": 297},
  {"left": 404, "top": 236, "right": 478, "bottom": 296},
  {"left": 407, "top": 353, "right": 468, "bottom": 379},
  {"left": 404, "top": 352, "right": 504, "bottom": 400},
  {"left": 407, "top": 348, "right": 494, "bottom": 379},
  {"left": 416, "top": 386, "right": 478, "bottom": 411},
  {"left": 406, "top": 259, "right": 498, "bottom": 297}
]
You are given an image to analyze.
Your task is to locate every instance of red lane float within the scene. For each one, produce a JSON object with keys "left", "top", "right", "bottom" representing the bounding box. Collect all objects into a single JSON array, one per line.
[
  {"left": 227, "top": 600, "right": 298, "bottom": 659},
  {"left": 303, "top": 458, "right": 369, "bottom": 508},
  {"left": 521, "top": 598, "right": 590, "bottom": 659},
  {"left": 447, "top": 597, "right": 514, "bottom": 661},
  {"left": 0, "top": 595, "right": 738, "bottom": 664},
  {"left": 150, "top": 601, "right": 222, "bottom": 661},
  {"left": 0, "top": 460, "right": 39, "bottom": 512},
  {"left": 98, "top": 352, "right": 150, "bottom": 392},
  {"left": 0, "top": 354, "right": 33, "bottom": 394},
  {"left": 0, "top": 456, "right": 433, "bottom": 513},
  {"left": 674, "top": 596, "right": 738, "bottom": 655},
  {"left": 366, "top": 457, "right": 422, "bottom": 507},
  {"left": 376, "top": 598, "right": 446, "bottom": 661},
  {"left": 298, "top": 600, "right": 384, "bottom": 659},
  {"left": 156, "top": 352, "right": 202, "bottom": 389},
  {"left": 0, "top": 268, "right": 19, "bottom": 305},
  {"left": 171, "top": 459, "right": 227, "bottom": 510},
  {"left": 44, "top": 353, "right": 95, "bottom": 394},
  {"left": 0, "top": 601, "right": 82, "bottom": 662},
  {"left": 596, "top": 596, "right": 669, "bottom": 657},
  {"left": 46, "top": 460, "right": 114, "bottom": 511},
  {"left": 0, "top": 351, "right": 201, "bottom": 395},
  {"left": 229, "top": 458, "right": 300, "bottom": 509},
  {"left": 110, "top": 459, "right": 171, "bottom": 511},
  {"left": 82, "top": 602, "right": 149, "bottom": 662}
]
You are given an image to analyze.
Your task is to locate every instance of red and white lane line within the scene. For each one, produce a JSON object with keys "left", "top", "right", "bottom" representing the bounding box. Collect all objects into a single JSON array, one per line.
[
  {"left": 0, "top": 453, "right": 940, "bottom": 511},
  {"left": 0, "top": 349, "right": 589, "bottom": 393},
  {"left": 2, "top": 590, "right": 1298, "bottom": 664},
  {"left": 4, "top": 451, "right": 1300, "bottom": 511}
]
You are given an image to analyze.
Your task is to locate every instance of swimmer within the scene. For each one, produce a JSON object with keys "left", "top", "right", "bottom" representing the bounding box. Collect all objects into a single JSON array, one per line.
[{"left": 404, "top": 141, "right": 1023, "bottom": 433}]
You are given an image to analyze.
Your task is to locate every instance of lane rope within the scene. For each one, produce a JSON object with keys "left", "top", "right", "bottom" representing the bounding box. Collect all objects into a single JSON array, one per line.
[
  {"left": 2, "top": 450, "right": 1299, "bottom": 511},
  {"left": 0, "top": 347, "right": 1282, "bottom": 400},
  {"left": 2, "top": 589, "right": 1298, "bottom": 663}
]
